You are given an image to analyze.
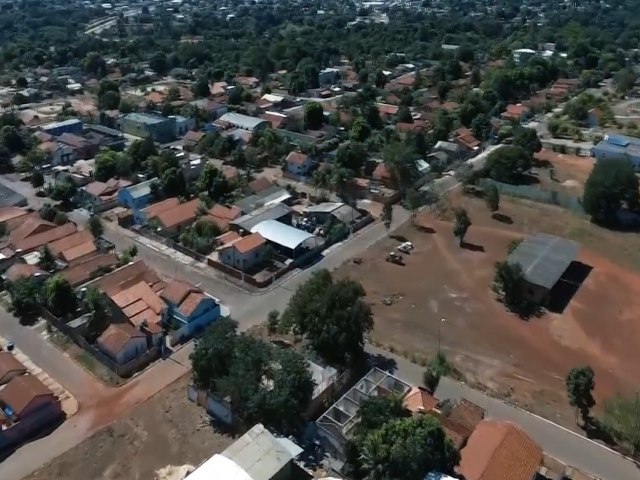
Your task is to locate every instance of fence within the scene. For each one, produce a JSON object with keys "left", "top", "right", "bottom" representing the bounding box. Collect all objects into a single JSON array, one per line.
[
  {"left": 42, "top": 308, "right": 160, "bottom": 377},
  {"left": 478, "top": 178, "right": 585, "bottom": 214}
]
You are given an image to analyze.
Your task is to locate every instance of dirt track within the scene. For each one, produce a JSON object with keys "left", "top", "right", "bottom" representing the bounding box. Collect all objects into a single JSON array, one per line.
[{"left": 338, "top": 195, "right": 640, "bottom": 426}]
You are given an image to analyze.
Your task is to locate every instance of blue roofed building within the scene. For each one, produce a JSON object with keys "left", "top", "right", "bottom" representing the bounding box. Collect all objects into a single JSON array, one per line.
[
  {"left": 40, "top": 118, "right": 83, "bottom": 137},
  {"left": 117, "top": 178, "right": 158, "bottom": 223},
  {"left": 592, "top": 134, "right": 640, "bottom": 170},
  {"left": 116, "top": 113, "right": 177, "bottom": 143}
]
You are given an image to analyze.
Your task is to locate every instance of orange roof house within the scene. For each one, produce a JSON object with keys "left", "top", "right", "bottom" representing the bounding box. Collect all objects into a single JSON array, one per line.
[
  {"left": 110, "top": 280, "right": 165, "bottom": 329},
  {"left": 452, "top": 127, "right": 481, "bottom": 150},
  {"left": 501, "top": 104, "right": 531, "bottom": 122},
  {"left": 457, "top": 420, "right": 543, "bottom": 480}
]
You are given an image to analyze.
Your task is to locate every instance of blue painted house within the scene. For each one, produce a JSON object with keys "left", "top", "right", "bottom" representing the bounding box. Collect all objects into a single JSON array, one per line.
[
  {"left": 160, "top": 281, "right": 221, "bottom": 344},
  {"left": 592, "top": 134, "right": 640, "bottom": 170},
  {"left": 117, "top": 178, "right": 158, "bottom": 224}
]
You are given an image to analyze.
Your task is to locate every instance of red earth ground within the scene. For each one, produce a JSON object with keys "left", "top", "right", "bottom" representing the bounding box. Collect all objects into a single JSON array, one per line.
[{"left": 338, "top": 195, "right": 640, "bottom": 427}]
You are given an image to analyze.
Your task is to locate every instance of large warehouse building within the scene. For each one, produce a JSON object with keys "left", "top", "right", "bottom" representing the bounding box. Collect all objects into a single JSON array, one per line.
[{"left": 506, "top": 233, "right": 580, "bottom": 305}]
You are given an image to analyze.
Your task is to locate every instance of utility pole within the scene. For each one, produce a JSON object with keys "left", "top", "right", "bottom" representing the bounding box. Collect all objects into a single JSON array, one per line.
[{"left": 438, "top": 317, "right": 446, "bottom": 355}]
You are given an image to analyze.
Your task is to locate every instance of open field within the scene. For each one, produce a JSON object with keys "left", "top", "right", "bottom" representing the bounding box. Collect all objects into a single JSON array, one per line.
[
  {"left": 532, "top": 148, "right": 595, "bottom": 196},
  {"left": 25, "top": 375, "right": 232, "bottom": 480},
  {"left": 337, "top": 192, "right": 640, "bottom": 427}
]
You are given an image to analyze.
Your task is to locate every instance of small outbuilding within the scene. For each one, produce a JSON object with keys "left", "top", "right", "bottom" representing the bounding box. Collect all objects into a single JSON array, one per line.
[
  {"left": 250, "top": 220, "right": 319, "bottom": 257},
  {"left": 506, "top": 233, "right": 580, "bottom": 305}
]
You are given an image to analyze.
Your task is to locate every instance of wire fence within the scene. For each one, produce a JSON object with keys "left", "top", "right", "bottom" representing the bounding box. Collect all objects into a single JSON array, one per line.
[{"left": 478, "top": 178, "right": 585, "bottom": 214}]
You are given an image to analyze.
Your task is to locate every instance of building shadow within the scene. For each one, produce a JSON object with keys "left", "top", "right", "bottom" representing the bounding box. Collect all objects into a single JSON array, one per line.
[
  {"left": 547, "top": 261, "right": 593, "bottom": 314},
  {"left": 390, "top": 234, "right": 409, "bottom": 242}
]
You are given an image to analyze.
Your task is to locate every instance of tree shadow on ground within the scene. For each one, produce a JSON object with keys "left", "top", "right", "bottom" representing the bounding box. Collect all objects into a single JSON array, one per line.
[
  {"left": 533, "top": 157, "right": 552, "bottom": 169},
  {"left": 519, "top": 173, "right": 541, "bottom": 186},
  {"left": 390, "top": 234, "right": 408, "bottom": 242},
  {"left": 582, "top": 418, "right": 618, "bottom": 449},
  {"left": 460, "top": 241, "right": 485, "bottom": 252},
  {"left": 491, "top": 212, "right": 513, "bottom": 224},
  {"left": 415, "top": 225, "right": 436, "bottom": 234},
  {"left": 368, "top": 351, "right": 398, "bottom": 374}
]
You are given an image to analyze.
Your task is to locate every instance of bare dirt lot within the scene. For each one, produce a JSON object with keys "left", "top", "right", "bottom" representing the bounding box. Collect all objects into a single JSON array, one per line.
[
  {"left": 25, "top": 375, "right": 233, "bottom": 480},
  {"left": 533, "top": 148, "right": 595, "bottom": 195},
  {"left": 337, "top": 192, "right": 640, "bottom": 427}
]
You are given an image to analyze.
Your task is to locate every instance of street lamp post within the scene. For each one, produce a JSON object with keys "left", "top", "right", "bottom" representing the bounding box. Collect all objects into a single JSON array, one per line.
[{"left": 438, "top": 317, "right": 446, "bottom": 355}]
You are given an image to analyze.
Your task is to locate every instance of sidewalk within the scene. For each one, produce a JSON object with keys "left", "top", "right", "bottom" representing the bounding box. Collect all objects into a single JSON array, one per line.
[
  {"left": 0, "top": 335, "right": 78, "bottom": 417},
  {"left": 365, "top": 344, "right": 639, "bottom": 480}
]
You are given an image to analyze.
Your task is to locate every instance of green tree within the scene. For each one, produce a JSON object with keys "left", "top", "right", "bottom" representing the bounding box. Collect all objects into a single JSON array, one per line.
[
  {"left": 614, "top": 68, "right": 637, "bottom": 94},
  {"left": 397, "top": 106, "right": 413, "bottom": 123},
  {"left": 190, "top": 317, "right": 239, "bottom": 392},
  {"left": 382, "top": 203, "right": 393, "bottom": 233},
  {"left": 9, "top": 278, "right": 42, "bottom": 323},
  {"left": 83, "top": 287, "right": 110, "bottom": 341},
  {"left": 436, "top": 81, "right": 450, "bottom": 101},
  {"left": 38, "top": 244, "right": 56, "bottom": 272},
  {"left": 304, "top": 101, "right": 324, "bottom": 130},
  {"left": 149, "top": 51, "right": 168, "bottom": 75},
  {"left": 31, "top": 170, "right": 44, "bottom": 189},
  {"left": 44, "top": 275, "right": 76, "bottom": 317},
  {"left": 423, "top": 352, "right": 452, "bottom": 392},
  {"left": 512, "top": 127, "right": 542, "bottom": 157},
  {"left": 583, "top": 159, "right": 639, "bottom": 225},
  {"left": 453, "top": 208, "right": 471, "bottom": 245},
  {"left": 50, "top": 178, "right": 77, "bottom": 206},
  {"left": 383, "top": 141, "right": 418, "bottom": 192},
  {"left": 99, "top": 90, "right": 120, "bottom": 110},
  {"left": 355, "top": 396, "right": 410, "bottom": 440},
  {"left": 566, "top": 366, "right": 596, "bottom": 425},
  {"left": 492, "top": 261, "right": 530, "bottom": 313},
  {"left": 484, "top": 145, "right": 532, "bottom": 184},
  {"left": 266, "top": 309, "right": 280, "bottom": 334},
  {"left": 180, "top": 219, "right": 221, "bottom": 254},
  {"left": 335, "top": 141, "right": 367, "bottom": 173},
  {"left": 280, "top": 269, "right": 373, "bottom": 367},
  {"left": 88, "top": 215, "right": 103, "bottom": 238},
  {"left": 359, "top": 415, "right": 460, "bottom": 480},
  {"left": 350, "top": 117, "right": 371, "bottom": 142},
  {"left": 484, "top": 184, "right": 500, "bottom": 212},
  {"left": 0, "top": 126, "right": 23, "bottom": 153},
  {"left": 193, "top": 77, "right": 211, "bottom": 98}
]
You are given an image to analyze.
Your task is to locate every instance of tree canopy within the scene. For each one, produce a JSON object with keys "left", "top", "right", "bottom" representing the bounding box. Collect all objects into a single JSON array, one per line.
[
  {"left": 583, "top": 159, "right": 639, "bottom": 225},
  {"left": 190, "top": 318, "right": 314, "bottom": 433},
  {"left": 566, "top": 366, "right": 596, "bottom": 424},
  {"left": 280, "top": 269, "right": 373, "bottom": 368},
  {"left": 484, "top": 145, "right": 533, "bottom": 184}
]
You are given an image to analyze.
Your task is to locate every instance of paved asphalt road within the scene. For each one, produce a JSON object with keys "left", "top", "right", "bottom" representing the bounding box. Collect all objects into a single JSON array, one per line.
[
  {"left": 0, "top": 186, "right": 637, "bottom": 479},
  {"left": 0, "top": 204, "right": 408, "bottom": 480},
  {"left": 366, "top": 344, "right": 640, "bottom": 480}
]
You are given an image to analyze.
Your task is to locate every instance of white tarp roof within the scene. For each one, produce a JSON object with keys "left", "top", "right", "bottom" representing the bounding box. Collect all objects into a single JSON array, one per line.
[
  {"left": 251, "top": 220, "right": 317, "bottom": 250},
  {"left": 185, "top": 454, "right": 251, "bottom": 480}
]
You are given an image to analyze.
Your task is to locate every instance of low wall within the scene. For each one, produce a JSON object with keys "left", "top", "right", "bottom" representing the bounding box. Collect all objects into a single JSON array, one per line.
[{"left": 43, "top": 309, "right": 160, "bottom": 377}]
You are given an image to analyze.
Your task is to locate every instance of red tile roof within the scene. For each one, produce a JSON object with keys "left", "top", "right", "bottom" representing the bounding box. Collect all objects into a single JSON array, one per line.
[
  {"left": 12, "top": 223, "right": 77, "bottom": 254},
  {"left": 62, "top": 253, "right": 119, "bottom": 287},
  {"left": 5, "top": 264, "right": 47, "bottom": 283},
  {"left": 10, "top": 218, "right": 56, "bottom": 244},
  {"left": 0, "top": 352, "right": 27, "bottom": 383},
  {"left": 98, "top": 323, "right": 145, "bottom": 356},
  {"left": 260, "top": 112, "right": 286, "bottom": 129},
  {"left": 153, "top": 199, "right": 201, "bottom": 230},
  {"left": 286, "top": 151, "right": 309, "bottom": 166},
  {"left": 160, "top": 280, "right": 195, "bottom": 306},
  {"left": 247, "top": 177, "right": 273, "bottom": 194},
  {"left": 403, "top": 386, "right": 439, "bottom": 414},
  {"left": 376, "top": 103, "right": 400, "bottom": 116},
  {"left": 90, "top": 260, "right": 161, "bottom": 296},
  {"left": 48, "top": 230, "right": 94, "bottom": 256},
  {"left": 0, "top": 207, "right": 28, "bottom": 226},
  {"left": 457, "top": 420, "right": 542, "bottom": 480},
  {"left": 0, "top": 375, "right": 55, "bottom": 419},
  {"left": 232, "top": 232, "right": 266, "bottom": 254},
  {"left": 453, "top": 127, "right": 481, "bottom": 150},
  {"left": 60, "top": 240, "right": 97, "bottom": 263},
  {"left": 183, "top": 130, "right": 206, "bottom": 143},
  {"left": 144, "top": 198, "right": 181, "bottom": 220},
  {"left": 110, "top": 280, "right": 165, "bottom": 327}
]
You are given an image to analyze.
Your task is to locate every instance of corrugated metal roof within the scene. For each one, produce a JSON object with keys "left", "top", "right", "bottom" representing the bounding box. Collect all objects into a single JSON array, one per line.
[
  {"left": 219, "top": 112, "right": 268, "bottom": 131},
  {"left": 506, "top": 233, "right": 579, "bottom": 289},
  {"left": 250, "top": 220, "right": 317, "bottom": 250},
  {"left": 232, "top": 203, "right": 291, "bottom": 231},
  {"left": 221, "top": 424, "right": 301, "bottom": 480}
]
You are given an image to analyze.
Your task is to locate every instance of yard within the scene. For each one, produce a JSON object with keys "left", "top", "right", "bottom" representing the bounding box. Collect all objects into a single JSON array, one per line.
[
  {"left": 337, "top": 191, "right": 640, "bottom": 427},
  {"left": 25, "top": 375, "right": 233, "bottom": 480},
  {"left": 532, "top": 148, "right": 595, "bottom": 197}
]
